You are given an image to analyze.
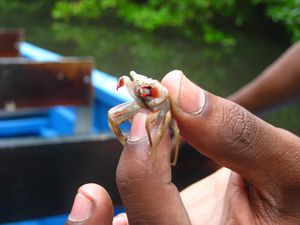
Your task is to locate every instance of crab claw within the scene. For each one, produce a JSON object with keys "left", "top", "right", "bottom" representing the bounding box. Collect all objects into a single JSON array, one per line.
[{"left": 116, "top": 76, "right": 125, "bottom": 91}]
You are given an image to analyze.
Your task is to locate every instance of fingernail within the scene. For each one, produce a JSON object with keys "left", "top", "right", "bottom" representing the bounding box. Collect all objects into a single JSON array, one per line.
[
  {"left": 178, "top": 74, "right": 206, "bottom": 115},
  {"left": 113, "top": 213, "right": 127, "bottom": 225},
  {"left": 68, "top": 192, "right": 93, "bottom": 222},
  {"left": 127, "top": 111, "right": 148, "bottom": 142}
]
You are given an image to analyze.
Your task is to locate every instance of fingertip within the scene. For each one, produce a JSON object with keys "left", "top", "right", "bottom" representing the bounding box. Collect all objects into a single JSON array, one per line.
[
  {"left": 128, "top": 109, "right": 149, "bottom": 142},
  {"left": 113, "top": 213, "right": 129, "bottom": 225},
  {"left": 161, "top": 70, "right": 183, "bottom": 96},
  {"left": 162, "top": 69, "right": 184, "bottom": 83},
  {"left": 67, "top": 183, "right": 113, "bottom": 225},
  {"left": 78, "top": 183, "right": 112, "bottom": 208}
]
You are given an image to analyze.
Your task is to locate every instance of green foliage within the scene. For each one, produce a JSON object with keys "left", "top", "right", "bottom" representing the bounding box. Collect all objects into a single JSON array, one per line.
[
  {"left": 2, "top": 0, "right": 300, "bottom": 45},
  {"left": 52, "top": 0, "right": 300, "bottom": 45},
  {"left": 254, "top": 0, "right": 300, "bottom": 41},
  {"left": 52, "top": 0, "right": 105, "bottom": 20},
  {"left": 0, "top": 0, "right": 55, "bottom": 13},
  {"left": 51, "top": 0, "right": 250, "bottom": 46}
]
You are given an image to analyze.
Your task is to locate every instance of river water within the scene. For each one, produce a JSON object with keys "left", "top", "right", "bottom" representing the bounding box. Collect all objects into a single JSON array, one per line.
[{"left": 1, "top": 9, "right": 300, "bottom": 135}]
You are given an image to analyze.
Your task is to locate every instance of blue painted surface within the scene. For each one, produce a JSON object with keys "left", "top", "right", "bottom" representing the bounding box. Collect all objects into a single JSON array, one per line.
[
  {"left": 20, "top": 42, "right": 62, "bottom": 62},
  {"left": 48, "top": 107, "right": 76, "bottom": 135},
  {"left": 2, "top": 215, "right": 68, "bottom": 225},
  {"left": 0, "top": 117, "right": 49, "bottom": 137}
]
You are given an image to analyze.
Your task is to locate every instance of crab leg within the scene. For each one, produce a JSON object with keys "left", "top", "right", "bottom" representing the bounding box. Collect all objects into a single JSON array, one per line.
[
  {"left": 145, "top": 110, "right": 160, "bottom": 147},
  {"left": 108, "top": 114, "right": 126, "bottom": 145},
  {"left": 148, "top": 111, "right": 172, "bottom": 166},
  {"left": 155, "top": 111, "right": 172, "bottom": 149},
  {"left": 170, "top": 118, "right": 180, "bottom": 166},
  {"left": 108, "top": 101, "right": 140, "bottom": 145},
  {"left": 146, "top": 111, "right": 180, "bottom": 166}
]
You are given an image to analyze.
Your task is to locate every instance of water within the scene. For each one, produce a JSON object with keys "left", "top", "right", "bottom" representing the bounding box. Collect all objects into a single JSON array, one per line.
[{"left": 1, "top": 9, "right": 300, "bottom": 135}]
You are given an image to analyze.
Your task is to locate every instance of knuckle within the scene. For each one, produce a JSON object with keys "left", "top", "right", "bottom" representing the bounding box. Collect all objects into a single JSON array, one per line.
[
  {"left": 220, "top": 104, "right": 259, "bottom": 151},
  {"left": 116, "top": 159, "right": 151, "bottom": 193}
]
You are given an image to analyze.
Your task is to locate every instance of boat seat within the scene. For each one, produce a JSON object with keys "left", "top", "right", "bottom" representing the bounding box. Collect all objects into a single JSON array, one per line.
[
  {"left": 0, "top": 58, "right": 94, "bottom": 137},
  {"left": 0, "top": 28, "right": 23, "bottom": 57}
]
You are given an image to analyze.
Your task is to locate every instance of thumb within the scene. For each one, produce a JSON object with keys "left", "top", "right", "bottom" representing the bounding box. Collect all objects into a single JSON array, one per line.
[
  {"left": 162, "top": 70, "right": 300, "bottom": 190},
  {"left": 66, "top": 183, "right": 113, "bottom": 225}
]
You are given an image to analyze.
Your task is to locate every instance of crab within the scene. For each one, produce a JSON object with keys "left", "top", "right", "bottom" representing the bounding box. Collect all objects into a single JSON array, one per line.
[{"left": 108, "top": 71, "right": 180, "bottom": 166}]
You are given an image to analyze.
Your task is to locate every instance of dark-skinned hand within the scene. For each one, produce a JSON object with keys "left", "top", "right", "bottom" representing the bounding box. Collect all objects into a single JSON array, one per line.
[{"left": 66, "top": 70, "right": 300, "bottom": 225}]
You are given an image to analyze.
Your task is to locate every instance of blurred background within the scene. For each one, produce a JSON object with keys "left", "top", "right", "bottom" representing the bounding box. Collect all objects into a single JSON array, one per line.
[
  {"left": 1, "top": 0, "right": 300, "bottom": 133},
  {"left": 0, "top": 0, "right": 300, "bottom": 221}
]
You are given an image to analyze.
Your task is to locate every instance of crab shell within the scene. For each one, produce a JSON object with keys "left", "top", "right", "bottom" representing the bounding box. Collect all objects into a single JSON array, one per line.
[{"left": 117, "top": 71, "right": 170, "bottom": 112}]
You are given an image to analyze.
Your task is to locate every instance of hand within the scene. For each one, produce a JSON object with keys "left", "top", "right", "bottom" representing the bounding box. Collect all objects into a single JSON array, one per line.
[{"left": 66, "top": 70, "right": 300, "bottom": 224}]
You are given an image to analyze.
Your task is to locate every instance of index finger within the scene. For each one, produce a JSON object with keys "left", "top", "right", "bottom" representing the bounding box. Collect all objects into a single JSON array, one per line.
[{"left": 116, "top": 110, "right": 191, "bottom": 225}]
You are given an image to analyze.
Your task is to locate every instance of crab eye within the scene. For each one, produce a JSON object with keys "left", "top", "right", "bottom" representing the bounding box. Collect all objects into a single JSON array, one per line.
[{"left": 116, "top": 77, "right": 125, "bottom": 91}]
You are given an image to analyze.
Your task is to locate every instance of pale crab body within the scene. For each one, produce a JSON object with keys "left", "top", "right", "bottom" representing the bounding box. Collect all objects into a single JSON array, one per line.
[
  {"left": 108, "top": 71, "right": 179, "bottom": 166},
  {"left": 124, "top": 72, "right": 169, "bottom": 109}
]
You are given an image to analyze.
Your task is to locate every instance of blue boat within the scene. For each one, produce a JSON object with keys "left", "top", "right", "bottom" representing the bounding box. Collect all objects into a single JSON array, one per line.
[
  {"left": 0, "top": 42, "right": 131, "bottom": 138},
  {"left": 0, "top": 42, "right": 130, "bottom": 225}
]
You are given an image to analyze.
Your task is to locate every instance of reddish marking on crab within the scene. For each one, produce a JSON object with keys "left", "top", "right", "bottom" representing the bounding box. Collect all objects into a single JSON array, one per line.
[
  {"left": 116, "top": 76, "right": 125, "bottom": 91},
  {"left": 112, "top": 111, "right": 125, "bottom": 118},
  {"left": 139, "top": 85, "right": 159, "bottom": 98},
  {"left": 140, "top": 93, "right": 149, "bottom": 98},
  {"left": 150, "top": 86, "right": 159, "bottom": 98}
]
